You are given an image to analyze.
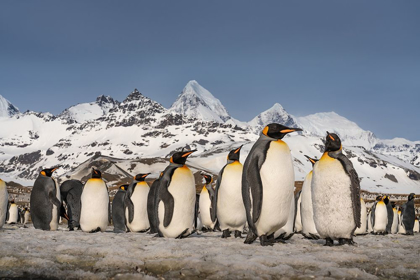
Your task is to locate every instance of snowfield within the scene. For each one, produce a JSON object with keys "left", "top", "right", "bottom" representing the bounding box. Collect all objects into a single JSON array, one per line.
[{"left": 1, "top": 225, "right": 419, "bottom": 279}]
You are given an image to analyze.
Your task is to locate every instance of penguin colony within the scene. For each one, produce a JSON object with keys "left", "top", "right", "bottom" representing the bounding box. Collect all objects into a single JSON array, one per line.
[{"left": 1, "top": 124, "right": 419, "bottom": 246}]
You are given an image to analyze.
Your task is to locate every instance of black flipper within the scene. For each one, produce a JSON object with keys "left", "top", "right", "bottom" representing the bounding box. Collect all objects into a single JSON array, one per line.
[
  {"left": 371, "top": 202, "right": 377, "bottom": 228},
  {"left": 159, "top": 185, "right": 175, "bottom": 227},
  {"left": 6, "top": 201, "right": 10, "bottom": 222},
  {"left": 211, "top": 165, "right": 227, "bottom": 223},
  {"left": 329, "top": 151, "right": 361, "bottom": 229},
  {"left": 124, "top": 182, "right": 137, "bottom": 224},
  {"left": 156, "top": 165, "right": 177, "bottom": 229}
]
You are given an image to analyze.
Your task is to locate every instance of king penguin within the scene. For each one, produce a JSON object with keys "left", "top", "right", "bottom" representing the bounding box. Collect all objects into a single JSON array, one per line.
[
  {"left": 384, "top": 196, "right": 394, "bottom": 234},
  {"left": 125, "top": 173, "right": 151, "bottom": 232},
  {"left": 354, "top": 198, "right": 367, "bottom": 235},
  {"left": 312, "top": 132, "right": 361, "bottom": 246},
  {"left": 30, "top": 167, "right": 61, "bottom": 230},
  {"left": 367, "top": 208, "right": 373, "bottom": 233},
  {"left": 242, "top": 123, "right": 302, "bottom": 246},
  {"left": 199, "top": 174, "right": 216, "bottom": 231},
  {"left": 147, "top": 173, "right": 162, "bottom": 234},
  {"left": 294, "top": 190, "right": 302, "bottom": 233},
  {"left": 0, "top": 179, "right": 8, "bottom": 229},
  {"left": 60, "top": 179, "right": 84, "bottom": 230},
  {"left": 398, "top": 207, "right": 406, "bottom": 234},
  {"left": 112, "top": 184, "right": 128, "bottom": 233},
  {"left": 414, "top": 217, "right": 419, "bottom": 233},
  {"left": 23, "top": 207, "right": 30, "bottom": 226},
  {"left": 371, "top": 195, "right": 388, "bottom": 235},
  {"left": 156, "top": 150, "right": 197, "bottom": 238},
  {"left": 401, "top": 193, "right": 416, "bottom": 235},
  {"left": 80, "top": 168, "right": 110, "bottom": 233},
  {"left": 213, "top": 146, "right": 245, "bottom": 238},
  {"left": 301, "top": 155, "right": 320, "bottom": 239},
  {"left": 391, "top": 202, "right": 398, "bottom": 234},
  {"left": 274, "top": 190, "right": 295, "bottom": 241}
]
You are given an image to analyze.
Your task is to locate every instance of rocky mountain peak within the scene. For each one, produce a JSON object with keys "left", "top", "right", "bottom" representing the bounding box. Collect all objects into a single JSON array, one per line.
[
  {"left": 124, "top": 89, "right": 143, "bottom": 102},
  {"left": 248, "top": 102, "right": 298, "bottom": 131},
  {"left": 0, "top": 95, "right": 20, "bottom": 118}
]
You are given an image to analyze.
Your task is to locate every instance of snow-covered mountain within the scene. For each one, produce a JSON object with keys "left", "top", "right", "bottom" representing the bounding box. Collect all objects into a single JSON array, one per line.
[
  {"left": 0, "top": 82, "right": 419, "bottom": 194},
  {"left": 0, "top": 95, "right": 19, "bottom": 118}
]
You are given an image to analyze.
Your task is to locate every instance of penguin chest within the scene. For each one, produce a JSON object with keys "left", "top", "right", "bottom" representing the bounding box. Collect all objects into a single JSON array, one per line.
[
  {"left": 312, "top": 155, "right": 354, "bottom": 239},
  {"left": 301, "top": 172, "right": 318, "bottom": 235},
  {"left": 199, "top": 189, "right": 213, "bottom": 228},
  {"left": 217, "top": 162, "right": 246, "bottom": 230},
  {"left": 256, "top": 140, "right": 294, "bottom": 235},
  {"left": 8, "top": 204, "right": 18, "bottom": 223},
  {"left": 391, "top": 209, "right": 399, "bottom": 233},
  {"left": 159, "top": 166, "right": 196, "bottom": 238},
  {"left": 80, "top": 179, "right": 109, "bottom": 232},
  {"left": 373, "top": 202, "right": 388, "bottom": 232},
  {"left": 126, "top": 183, "right": 150, "bottom": 232}
]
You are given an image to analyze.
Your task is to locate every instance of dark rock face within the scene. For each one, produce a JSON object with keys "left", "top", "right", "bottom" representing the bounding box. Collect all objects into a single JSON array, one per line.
[
  {"left": 385, "top": 174, "right": 398, "bottom": 183},
  {"left": 46, "top": 149, "right": 55, "bottom": 156},
  {"left": 9, "top": 150, "right": 42, "bottom": 165}
]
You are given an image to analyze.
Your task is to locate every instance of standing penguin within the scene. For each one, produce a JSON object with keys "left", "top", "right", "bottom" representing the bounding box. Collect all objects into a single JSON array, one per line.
[
  {"left": 384, "top": 196, "right": 394, "bottom": 234},
  {"left": 371, "top": 196, "right": 388, "bottom": 235},
  {"left": 301, "top": 156, "right": 319, "bottom": 239},
  {"left": 80, "top": 168, "right": 109, "bottom": 233},
  {"left": 23, "top": 207, "right": 31, "bottom": 226},
  {"left": 199, "top": 174, "right": 216, "bottom": 231},
  {"left": 213, "top": 146, "right": 245, "bottom": 238},
  {"left": 156, "top": 150, "right": 197, "bottom": 238},
  {"left": 0, "top": 179, "right": 8, "bottom": 229},
  {"left": 354, "top": 198, "right": 367, "bottom": 235},
  {"left": 398, "top": 207, "right": 406, "bottom": 234},
  {"left": 312, "top": 132, "right": 361, "bottom": 246},
  {"left": 125, "top": 173, "right": 151, "bottom": 232},
  {"left": 242, "top": 123, "right": 302, "bottom": 246},
  {"left": 401, "top": 193, "right": 416, "bottom": 235},
  {"left": 414, "top": 217, "right": 419, "bottom": 233},
  {"left": 30, "top": 168, "right": 61, "bottom": 230},
  {"left": 6, "top": 201, "right": 18, "bottom": 224},
  {"left": 112, "top": 184, "right": 128, "bottom": 233},
  {"left": 367, "top": 208, "right": 373, "bottom": 233},
  {"left": 147, "top": 174, "right": 162, "bottom": 234},
  {"left": 391, "top": 202, "right": 399, "bottom": 234},
  {"left": 60, "top": 179, "right": 84, "bottom": 231},
  {"left": 294, "top": 191, "right": 302, "bottom": 233}
]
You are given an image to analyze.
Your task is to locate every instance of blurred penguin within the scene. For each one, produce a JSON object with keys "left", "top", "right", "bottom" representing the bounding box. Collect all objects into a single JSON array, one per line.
[
  {"left": 301, "top": 156, "right": 319, "bottom": 239},
  {"left": 401, "top": 193, "right": 416, "bottom": 235},
  {"left": 60, "top": 179, "right": 84, "bottom": 231},
  {"left": 391, "top": 202, "right": 398, "bottom": 234},
  {"left": 354, "top": 198, "right": 367, "bottom": 235}
]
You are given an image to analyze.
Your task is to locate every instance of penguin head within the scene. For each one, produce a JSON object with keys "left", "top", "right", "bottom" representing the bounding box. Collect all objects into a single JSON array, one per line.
[
  {"left": 134, "top": 173, "right": 150, "bottom": 182},
  {"left": 91, "top": 168, "right": 102, "bottom": 179},
  {"left": 384, "top": 196, "right": 390, "bottom": 205},
  {"left": 375, "top": 195, "right": 382, "bottom": 201},
  {"left": 40, "top": 167, "right": 59, "bottom": 177},
  {"left": 304, "top": 155, "right": 319, "bottom": 167},
  {"left": 408, "top": 193, "right": 415, "bottom": 201},
  {"left": 391, "top": 201, "right": 396, "bottom": 208},
  {"left": 227, "top": 145, "right": 243, "bottom": 162},
  {"left": 201, "top": 174, "right": 212, "bottom": 184},
  {"left": 324, "top": 132, "right": 342, "bottom": 152},
  {"left": 262, "top": 123, "right": 302, "bottom": 139},
  {"left": 170, "top": 150, "right": 197, "bottom": 165},
  {"left": 24, "top": 207, "right": 28, "bottom": 211},
  {"left": 119, "top": 184, "right": 129, "bottom": 191}
]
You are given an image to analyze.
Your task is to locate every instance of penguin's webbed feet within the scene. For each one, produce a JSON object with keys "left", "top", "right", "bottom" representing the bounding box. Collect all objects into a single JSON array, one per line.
[
  {"left": 234, "top": 230, "right": 243, "bottom": 238},
  {"left": 338, "top": 238, "right": 357, "bottom": 246},
  {"left": 221, "top": 229, "right": 231, "bottom": 238},
  {"left": 324, "top": 237, "right": 334, "bottom": 246},
  {"left": 244, "top": 231, "right": 257, "bottom": 244},
  {"left": 259, "top": 234, "right": 275, "bottom": 246}
]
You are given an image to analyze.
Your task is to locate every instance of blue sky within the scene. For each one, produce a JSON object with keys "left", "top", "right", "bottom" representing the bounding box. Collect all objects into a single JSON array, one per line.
[{"left": 1, "top": 1, "right": 419, "bottom": 140}]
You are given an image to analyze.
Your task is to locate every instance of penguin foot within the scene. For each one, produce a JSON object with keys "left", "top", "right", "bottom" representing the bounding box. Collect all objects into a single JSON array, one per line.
[
  {"left": 338, "top": 238, "right": 357, "bottom": 246},
  {"left": 244, "top": 231, "right": 258, "bottom": 244},
  {"left": 176, "top": 228, "right": 190, "bottom": 239},
  {"left": 324, "top": 238, "right": 334, "bottom": 247},
  {"left": 89, "top": 227, "right": 102, "bottom": 233},
  {"left": 234, "top": 230, "right": 243, "bottom": 238},
  {"left": 69, "top": 228, "right": 74, "bottom": 231},
  {"left": 221, "top": 229, "right": 231, "bottom": 238},
  {"left": 405, "top": 232, "right": 414, "bottom": 236},
  {"left": 259, "top": 235, "right": 275, "bottom": 246}
]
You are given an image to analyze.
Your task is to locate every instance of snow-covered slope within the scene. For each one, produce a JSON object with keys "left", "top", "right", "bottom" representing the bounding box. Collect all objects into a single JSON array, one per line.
[
  {"left": 0, "top": 94, "right": 19, "bottom": 118},
  {"left": 169, "top": 80, "right": 231, "bottom": 123},
  {"left": 248, "top": 103, "right": 298, "bottom": 132}
]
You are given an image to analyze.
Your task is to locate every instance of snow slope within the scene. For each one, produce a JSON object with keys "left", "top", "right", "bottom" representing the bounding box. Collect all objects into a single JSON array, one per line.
[{"left": 0, "top": 94, "right": 19, "bottom": 118}]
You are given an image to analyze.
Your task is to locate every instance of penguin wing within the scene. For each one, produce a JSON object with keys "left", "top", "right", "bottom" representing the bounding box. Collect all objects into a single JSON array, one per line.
[
  {"left": 332, "top": 152, "right": 361, "bottom": 228},
  {"left": 371, "top": 202, "right": 376, "bottom": 228},
  {"left": 6, "top": 201, "right": 10, "bottom": 221},
  {"left": 157, "top": 166, "right": 177, "bottom": 228},
  {"left": 124, "top": 185, "right": 135, "bottom": 224},
  {"left": 47, "top": 179, "right": 61, "bottom": 208},
  {"left": 211, "top": 166, "right": 226, "bottom": 223}
]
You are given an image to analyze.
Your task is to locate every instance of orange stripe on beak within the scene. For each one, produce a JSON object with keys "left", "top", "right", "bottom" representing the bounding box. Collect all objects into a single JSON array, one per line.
[
  {"left": 328, "top": 134, "right": 335, "bottom": 141},
  {"left": 280, "top": 129, "right": 295, "bottom": 133},
  {"left": 182, "top": 152, "right": 193, "bottom": 158}
]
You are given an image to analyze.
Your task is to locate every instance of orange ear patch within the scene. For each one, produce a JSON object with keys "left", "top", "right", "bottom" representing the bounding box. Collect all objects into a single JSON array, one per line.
[
  {"left": 41, "top": 171, "right": 46, "bottom": 176},
  {"left": 262, "top": 126, "right": 269, "bottom": 135}
]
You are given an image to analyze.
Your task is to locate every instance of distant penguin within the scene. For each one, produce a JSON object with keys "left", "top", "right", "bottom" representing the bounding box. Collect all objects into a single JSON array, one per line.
[
  {"left": 312, "top": 132, "right": 361, "bottom": 246},
  {"left": 414, "top": 217, "right": 419, "bottom": 233},
  {"left": 23, "top": 207, "right": 30, "bottom": 226},
  {"left": 274, "top": 191, "right": 295, "bottom": 241},
  {"left": 199, "top": 174, "right": 216, "bottom": 231},
  {"left": 367, "top": 209, "right": 373, "bottom": 233},
  {"left": 125, "top": 173, "right": 150, "bottom": 232},
  {"left": 354, "top": 198, "right": 367, "bottom": 235},
  {"left": 398, "top": 208, "right": 406, "bottom": 234},
  {"left": 401, "top": 193, "right": 416, "bottom": 235},
  {"left": 30, "top": 167, "right": 61, "bottom": 230},
  {"left": 147, "top": 174, "right": 162, "bottom": 234},
  {"left": 242, "top": 123, "right": 302, "bottom": 246},
  {"left": 0, "top": 179, "right": 8, "bottom": 229},
  {"left": 80, "top": 168, "right": 109, "bottom": 233},
  {"left": 156, "top": 150, "right": 197, "bottom": 238},
  {"left": 294, "top": 191, "right": 302, "bottom": 233},
  {"left": 384, "top": 196, "right": 394, "bottom": 234},
  {"left": 112, "top": 184, "right": 128, "bottom": 233},
  {"left": 391, "top": 202, "right": 398, "bottom": 234},
  {"left": 213, "top": 146, "right": 245, "bottom": 238},
  {"left": 301, "top": 156, "right": 319, "bottom": 239},
  {"left": 372, "top": 196, "right": 388, "bottom": 235},
  {"left": 60, "top": 179, "right": 84, "bottom": 230}
]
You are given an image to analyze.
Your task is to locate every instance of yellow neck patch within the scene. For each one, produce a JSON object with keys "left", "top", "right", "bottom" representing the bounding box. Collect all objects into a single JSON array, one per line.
[{"left": 262, "top": 126, "right": 269, "bottom": 136}]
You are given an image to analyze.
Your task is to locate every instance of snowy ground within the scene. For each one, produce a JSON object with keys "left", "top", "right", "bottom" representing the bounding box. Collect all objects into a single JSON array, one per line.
[{"left": 0, "top": 225, "right": 419, "bottom": 280}]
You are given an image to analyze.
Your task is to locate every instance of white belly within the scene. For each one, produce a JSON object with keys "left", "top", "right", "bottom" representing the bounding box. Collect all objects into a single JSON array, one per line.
[
  {"left": 414, "top": 220, "right": 419, "bottom": 233},
  {"left": 255, "top": 140, "right": 295, "bottom": 236},
  {"left": 199, "top": 189, "right": 214, "bottom": 229},
  {"left": 354, "top": 198, "right": 367, "bottom": 235},
  {"left": 80, "top": 179, "right": 109, "bottom": 232},
  {"left": 126, "top": 182, "right": 150, "bottom": 232},
  {"left": 301, "top": 171, "right": 318, "bottom": 236},
  {"left": 368, "top": 212, "right": 372, "bottom": 232},
  {"left": 24, "top": 211, "right": 30, "bottom": 224},
  {"left": 398, "top": 212, "right": 406, "bottom": 234},
  {"left": 217, "top": 162, "right": 245, "bottom": 231},
  {"left": 0, "top": 181, "right": 8, "bottom": 228},
  {"left": 274, "top": 191, "right": 295, "bottom": 238},
  {"left": 372, "top": 202, "right": 387, "bottom": 233},
  {"left": 312, "top": 154, "right": 355, "bottom": 239},
  {"left": 49, "top": 178, "right": 60, "bottom": 231},
  {"left": 391, "top": 209, "right": 398, "bottom": 234},
  {"left": 7, "top": 204, "right": 19, "bottom": 224},
  {"left": 158, "top": 166, "right": 196, "bottom": 238},
  {"left": 295, "top": 193, "right": 302, "bottom": 232}
]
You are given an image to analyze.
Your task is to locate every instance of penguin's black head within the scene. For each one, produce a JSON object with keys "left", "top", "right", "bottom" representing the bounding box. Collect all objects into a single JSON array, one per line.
[
  {"left": 262, "top": 123, "right": 302, "bottom": 140},
  {"left": 11, "top": 199, "right": 15, "bottom": 204},
  {"left": 134, "top": 173, "right": 150, "bottom": 182},
  {"left": 304, "top": 155, "right": 319, "bottom": 167},
  {"left": 375, "top": 195, "right": 382, "bottom": 201},
  {"left": 227, "top": 145, "right": 243, "bottom": 162},
  {"left": 24, "top": 207, "right": 28, "bottom": 211},
  {"left": 170, "top": 150, "right": 197, "bottom": 165},
  {"left": 40, "top": 167, "right": 59, "bottom": 177},
  {"left": 91, "top": 168, "right": 102, "bottom": 179},
  {"left": 408, "top": 193, "right": 415, "bottom": 201},
  {"left": 324, "top": 132, "right": 342, "bottom": 152},
  {"left": 119, "top": 184, "right": 129, "bottom": 191},
  {"left": 391, "top": 201, "right": 396, "bottom": 208},
  {"left": 384, "top": 196, "right": 390, "bottom": 205},
  {"left": 201, "top": 174, "right": 212, "bottom": 184}
]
